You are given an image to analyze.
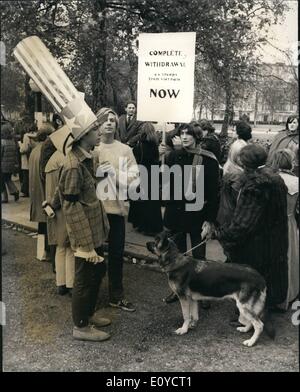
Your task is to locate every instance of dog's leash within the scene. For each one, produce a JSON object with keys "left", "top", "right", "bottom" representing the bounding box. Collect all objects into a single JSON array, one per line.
[{"left": 181, "top": 238, "right": 209, "bottom": 256}]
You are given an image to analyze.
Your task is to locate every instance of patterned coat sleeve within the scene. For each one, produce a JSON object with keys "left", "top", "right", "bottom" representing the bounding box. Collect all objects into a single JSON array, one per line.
[
  {"left": 203, "top": 157, "right": 220, "bottom": 222},
  {"left": 59, "top": 166, "right": 94, "bottom": 252},
  {"left": 216, "top": 185, "right": 264, "bottom": 251}
]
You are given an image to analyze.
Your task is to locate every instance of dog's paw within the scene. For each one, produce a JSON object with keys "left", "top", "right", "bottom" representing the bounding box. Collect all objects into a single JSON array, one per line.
[
  {"left": 175, "top": 327, "right": 188, "bottom": 335},
  {"left": 243, "top": 339, "right": 255, "bottom": 347}
]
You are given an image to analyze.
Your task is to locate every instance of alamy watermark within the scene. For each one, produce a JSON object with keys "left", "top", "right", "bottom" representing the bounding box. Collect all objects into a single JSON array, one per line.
[
  {"left": 291, "top": 300, "right": 300, "bottom": 326},
  {"left": 96, "top": 158, "right": 205, "bottom": 212}
]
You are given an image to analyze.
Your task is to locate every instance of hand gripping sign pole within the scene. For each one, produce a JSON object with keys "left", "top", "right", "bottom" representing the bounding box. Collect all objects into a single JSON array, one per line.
[{"left": 13, "top": 35, "right": 97, "bottom": 154}]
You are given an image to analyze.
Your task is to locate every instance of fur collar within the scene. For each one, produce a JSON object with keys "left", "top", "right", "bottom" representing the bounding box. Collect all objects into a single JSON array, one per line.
[{"left": 238, "top": 167, "right": 284, "bottom": 191}]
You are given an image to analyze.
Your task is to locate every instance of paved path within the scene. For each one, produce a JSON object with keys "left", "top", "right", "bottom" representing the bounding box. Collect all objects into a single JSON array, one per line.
[{"left": 1, "top": 183, "right": 226, "bottom": 264}]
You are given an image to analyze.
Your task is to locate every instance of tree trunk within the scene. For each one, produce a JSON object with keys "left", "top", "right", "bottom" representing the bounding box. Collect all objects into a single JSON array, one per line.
[
  {"left": 211, "top": 102, "right": 215, "bottom": 122},
  {"left": 126, "top": 27, "right": 138, "bottom": 101},
  {"left": 254, "top": 90, "right": 258, "bottom": 127},
  {"left": 128, "top": 79, "right": 136, "bottom": 101},
  {"left": 24, "top": 75, "right": 35, "bottom": 122},
  {"left": 110, "top": 80, "right": 121, "bottom": 113},
  {"left": 90, "top": 1, "right": 107, "bottom": 111},
  {"left": 198, "top": 103, "right": 203, "bottom": 120},
  {"left": 220, "top": 82, "right": 233, "bottom": 138}
]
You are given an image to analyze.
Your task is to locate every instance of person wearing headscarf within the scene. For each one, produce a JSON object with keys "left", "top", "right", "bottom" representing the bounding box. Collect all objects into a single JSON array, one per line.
[
  {"left": 269, "top": 149, "right": 299, "bottom": 310},
  {"left": 200, "top": 120, "right": 221, "bottom": 163},
  {"left": 217, "top": 142, "right": 245, "bottom": 228},
  {"left": 223, "top": 121, "right": 252, "bottom": 175},
  {"left": 268, "top": 115, "right": 299, "bottom": 176},
  {"left": 210, "top": 144, "right": 288, "bottom": 310}
]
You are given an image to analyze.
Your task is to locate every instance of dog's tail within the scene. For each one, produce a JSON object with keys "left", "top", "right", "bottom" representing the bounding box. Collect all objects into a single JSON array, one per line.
[{"left": 261, "top": 309, "right": 276, "bottom": 340}]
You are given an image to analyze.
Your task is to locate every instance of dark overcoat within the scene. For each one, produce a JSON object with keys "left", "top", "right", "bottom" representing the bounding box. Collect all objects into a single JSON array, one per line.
[
  {"left": 163, "top": 147, "right": 220, "bottom": 233},
  {"left": 118, "top": 114, "right": 143, "bottom": 146},
  {"left": 217, "top": 167, "right": 288, "bottom": 306}
]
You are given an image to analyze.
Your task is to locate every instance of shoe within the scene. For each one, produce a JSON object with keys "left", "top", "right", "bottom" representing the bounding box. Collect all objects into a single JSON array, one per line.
[
  {"left": 13, "top": 191, "right": 19, "bottom": 202},
  {"left": 1, "top": 199, "right": 8, "bottom": 203},
  {"left": 20, "top": 193, "right": 29, "bottom": 198},
  {"left": 73, "top": 325, "right": 111, "bottom": 342},
  {"left": 163, "top": 292, "right": 179, "bottom": 304},
  {"left": 89, "top": 313, "right": 111, "bottom": 328},
  {"left": 200, "top": 300, "right": 211, "bottom": 309},
  {"left": 57, "top": 285, "right": 69, "bottom": 296},
  {"left": 109, "top": 299, "right": 136, "bottom": 312}
]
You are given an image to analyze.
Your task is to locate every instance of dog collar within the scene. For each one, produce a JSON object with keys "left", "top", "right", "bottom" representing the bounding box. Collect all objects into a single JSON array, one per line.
[{"left": 163, "top": 255, "right": 190, "bottom": 273}]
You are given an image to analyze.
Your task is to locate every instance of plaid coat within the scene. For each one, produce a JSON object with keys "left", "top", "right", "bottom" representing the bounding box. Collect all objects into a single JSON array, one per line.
[
  {"left": 58, "top": 145, "right": 109, "bottom": 252},
  {"left": 216, "top": 167, "right": 288, "bottom": 306}
]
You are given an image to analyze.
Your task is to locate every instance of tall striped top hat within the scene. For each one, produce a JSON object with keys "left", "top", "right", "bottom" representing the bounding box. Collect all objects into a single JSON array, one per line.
[{"left": 13, "top": 36, "right": 98, "bottom": 153}]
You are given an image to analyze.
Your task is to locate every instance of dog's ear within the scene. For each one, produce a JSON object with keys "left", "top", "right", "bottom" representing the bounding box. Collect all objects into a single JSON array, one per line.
[{"left": 157, "top": 231, "right": 169, "bottom": 251}]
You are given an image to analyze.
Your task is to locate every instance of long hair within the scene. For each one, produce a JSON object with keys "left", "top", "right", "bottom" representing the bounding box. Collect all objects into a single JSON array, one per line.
[
  {"left": 285, "top": 115, "right": 299, "bottom": 132},
  {"left": 178, "top": 122, "right": 202, "bottom": 144},
  {"left": 95, "top": 107, "right": 119, "bottom": 139},
  {"left": 140, "top": 122, "right": 158, "bottom": 144},
  {"left": 199, "top": 119, "right": 215, "bottom": 134}
]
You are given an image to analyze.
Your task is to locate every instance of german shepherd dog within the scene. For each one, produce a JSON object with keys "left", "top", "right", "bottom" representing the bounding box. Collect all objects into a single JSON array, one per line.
[{"left": 147, "top": 231, "right": 274, "bottom": 347}]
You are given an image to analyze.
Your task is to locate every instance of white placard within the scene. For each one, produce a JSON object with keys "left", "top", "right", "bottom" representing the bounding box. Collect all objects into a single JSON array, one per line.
[{"left": 137, "top": 32, "right": 196, "bottom": 123}]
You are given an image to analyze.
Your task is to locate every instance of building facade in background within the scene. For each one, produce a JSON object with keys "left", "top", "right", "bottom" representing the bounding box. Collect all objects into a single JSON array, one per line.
[{"left": 195, "top": 62, "right": 298, "bottom": 125}]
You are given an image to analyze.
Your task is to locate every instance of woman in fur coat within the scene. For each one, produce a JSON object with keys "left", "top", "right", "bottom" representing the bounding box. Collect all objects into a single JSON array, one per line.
[{"left": 214, "top": 144, "right": 288, "bottom": 309}]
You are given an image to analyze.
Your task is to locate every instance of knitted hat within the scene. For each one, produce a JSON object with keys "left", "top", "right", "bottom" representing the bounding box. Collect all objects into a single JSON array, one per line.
[{"left": 239, "top": 144, "right": 267, "bottom": 169}]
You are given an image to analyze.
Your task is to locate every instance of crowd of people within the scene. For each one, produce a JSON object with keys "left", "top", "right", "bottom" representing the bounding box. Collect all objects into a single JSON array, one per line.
[{"left": 1, "top": 102, "right": 299, "bottom": 342}]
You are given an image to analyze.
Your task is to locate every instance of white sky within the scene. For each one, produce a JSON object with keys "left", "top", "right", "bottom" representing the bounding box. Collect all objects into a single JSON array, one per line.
[{"left": 259, "top": 0, "right": 298, "bottom": 64}]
